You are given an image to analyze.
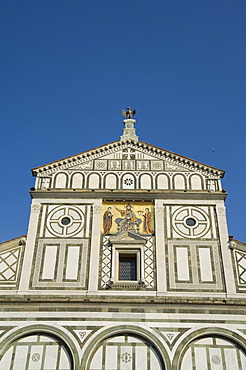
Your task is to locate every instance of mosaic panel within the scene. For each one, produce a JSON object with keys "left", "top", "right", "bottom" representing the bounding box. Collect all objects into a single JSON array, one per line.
[{"left": 101, "top": 201, "right": 154, "bottom": 235}]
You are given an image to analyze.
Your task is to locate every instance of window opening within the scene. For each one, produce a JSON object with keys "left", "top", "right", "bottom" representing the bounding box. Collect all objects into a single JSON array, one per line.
[{"left": 119, "top": 254, "right": 137, "bottom": 280}]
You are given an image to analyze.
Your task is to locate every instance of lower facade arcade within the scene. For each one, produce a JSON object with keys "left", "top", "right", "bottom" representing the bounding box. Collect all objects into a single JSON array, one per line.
[{"left": 0, "top": 300, "right": 245, "bottom": 370}]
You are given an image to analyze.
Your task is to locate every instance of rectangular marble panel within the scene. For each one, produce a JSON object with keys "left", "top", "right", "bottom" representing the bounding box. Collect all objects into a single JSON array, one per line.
[
  {"left": 198, "top": 247, "right": 213, "bottom": 281},
  {"left": 43, "top": 345, "right": 58, "bottom": 369},
  {"left": 209, "top": 348, "right": 223, "bottom": 370},
  {"left": 29, "top": 345, "right": 43, "bottom": 370},
  {"left": 194, "top": 347, "right": 208, "bottom": 370},
  {"left": 65, "top": 246, "right": 80, "bottom": 280},
  {"left": 176, "top": 247, "right": 190, "bottom": 281},
  {"left": 41, "top": 245, "right": 58, "bottom": 280},
  {"left": 90, "top": 347, "right": 103, "bottom": 369},
  {"left": 13, "top": 346, "right": 28, "bottom": 370},
  {"left": 224, "top": 348, "right": 239, "bottom": 369},
  {"left": 105, "top": 346, "right": 117, "bottom": 369},
  {"left": 136, "top": 345, "right": 147, "bottom": 369}
]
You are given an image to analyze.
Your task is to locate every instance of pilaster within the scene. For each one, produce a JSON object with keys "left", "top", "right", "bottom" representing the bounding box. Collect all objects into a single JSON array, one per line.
[
  {"left": 88, "top": 199, "right": 102, "bottom": 292},
  {"left": 216, "top": 202, "right": 236, "bottom": 296},
  {"left": 19, "top": 201, "right": 41, "bottom": 292},
  {"left": 155, "top": 200, "right": 167, "bottom": 294}
]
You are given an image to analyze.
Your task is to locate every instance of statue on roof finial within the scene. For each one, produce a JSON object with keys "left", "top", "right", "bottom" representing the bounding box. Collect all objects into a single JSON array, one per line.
[{"left": 122, "top": 107, "right": 136, "bottom": 119}]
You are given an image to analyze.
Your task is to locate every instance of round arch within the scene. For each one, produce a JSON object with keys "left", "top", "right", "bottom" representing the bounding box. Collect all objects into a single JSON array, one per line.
[
  {"left": 81, "top": 325, "right": 170, "bottom": 370},
  {"left": 0, "top": 324, "right": 80, "bottom": 370},
  {"left": 173, "top": 327, "right": 246, "bottom": 370}
]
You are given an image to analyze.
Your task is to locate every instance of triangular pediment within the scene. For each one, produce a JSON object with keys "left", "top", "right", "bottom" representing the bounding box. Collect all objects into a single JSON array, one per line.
[
  {"left": 32, "top": 140, "right": 224, "bottom": 178},
  {"left": 109, "top": 231, "right": 147, "bottom": 244}
]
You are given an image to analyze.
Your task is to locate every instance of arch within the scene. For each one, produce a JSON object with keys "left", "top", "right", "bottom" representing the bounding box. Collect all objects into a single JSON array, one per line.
[
  {"left": 139, "top": 174, "right": 152, "bottom": 189},
  {"left": 88, "top": 173, "right": 101, "bottom": 189},
  {"left": 82, "top": 325, "right": 170, "bottom": 370},
  {"left": 173, "top": 174, "right": 186, "bottom": 190},
  {"left": 122, "top": 173, "right": 136, "bottom": 189},
  {"left": 0, "top": 324, "right": 80, "bottom": 370},
  {"left": 156, "top": 174, "right": 170, "bottom": 189},
  {"left": 189, "top": 174, "right": 204, "bottom": 190},
  {"left": 54, "top": 172, "right": 68, "bottom": 188},
  {"left": 104, "top": 173, "right": 118, "bottom": 189},
  {"left": 71, "top": 172, "right": 84, "bottom": 189},
  {"left": 173, "top": 327, "right": 246, "bottom": 370}
]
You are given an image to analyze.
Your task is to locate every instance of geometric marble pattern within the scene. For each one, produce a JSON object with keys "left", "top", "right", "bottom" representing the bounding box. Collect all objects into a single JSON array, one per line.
[
  {"left": 235, "top": 250, "right": 246, "bottom": 284},
  {"left": 172, "top": 206, "right": 210, "bottom": 239},
  {"left": 101, "top": 236, "right": 112, "bottom": 288},
  {"left": 31, "top": 239, "right": 89, "bottom": 289},
  {"left": 101, "top": 235, "right": 155, "bottom": 289},
  {"left": 144, "top": 236, "right": 155, "bottom": 288},
  {"left": 0, "top": 246, "right": 22, "bottom": 285}
]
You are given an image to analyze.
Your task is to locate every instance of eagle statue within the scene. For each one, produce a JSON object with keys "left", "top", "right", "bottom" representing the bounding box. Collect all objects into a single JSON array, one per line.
[{"left": 122, "top": 107, "right": 136, "bottom": 119}]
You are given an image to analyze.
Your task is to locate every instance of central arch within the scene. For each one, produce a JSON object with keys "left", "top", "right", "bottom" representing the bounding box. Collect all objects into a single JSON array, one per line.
[{"left": 82, "top": 325, "right": 169, "bottom": 370}]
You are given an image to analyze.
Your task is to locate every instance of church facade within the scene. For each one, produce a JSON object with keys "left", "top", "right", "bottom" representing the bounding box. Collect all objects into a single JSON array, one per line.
[{"left": 0, "top": 112, "right": 245, "bottom": 369}]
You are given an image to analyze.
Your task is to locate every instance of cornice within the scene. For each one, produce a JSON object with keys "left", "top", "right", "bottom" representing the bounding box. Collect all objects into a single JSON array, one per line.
[
  {"left": 32, "top": 140, "right": 225, "bottom": 178},
  {"left": 0, "top": 295, "right": 244, "bottom": 308},
  {"left": 29, "top": 189, "right": 227, "bottom": 201}
]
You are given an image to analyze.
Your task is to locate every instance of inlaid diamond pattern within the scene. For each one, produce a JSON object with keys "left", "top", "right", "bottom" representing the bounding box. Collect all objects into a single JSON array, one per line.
[
  {"left": 235, "top": 250, "right": 246, "bottom": 284},
  {"left": 144, "top": 236, "right": 155, "bottom": 288},
  {"left": 0, "top": 248, "right": 20, "bottom": 282},
  {"left": 101, "top": 235, "right": 155, "bottom": 289},
  {"left": 101, "top": 236, "right": 112, "bottom": 287}
]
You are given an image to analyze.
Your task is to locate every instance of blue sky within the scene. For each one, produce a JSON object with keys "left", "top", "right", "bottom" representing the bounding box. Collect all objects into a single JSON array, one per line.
[{"left": 0, "top": 0, "right": 245, "bottom": 242}]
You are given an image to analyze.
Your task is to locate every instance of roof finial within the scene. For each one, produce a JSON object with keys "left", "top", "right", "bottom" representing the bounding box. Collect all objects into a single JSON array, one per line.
[
  {"left": 122, "top": 107, "right": 136, "bottom": 119},
  {"left": 120, "top": 107, "right": 138, "bottom": 142}
]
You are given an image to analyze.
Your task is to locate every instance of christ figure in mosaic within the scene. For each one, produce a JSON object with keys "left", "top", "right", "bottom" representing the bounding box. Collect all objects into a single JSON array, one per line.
[{"left": 114, "top": 204, "right": 141, "bottom": 232}]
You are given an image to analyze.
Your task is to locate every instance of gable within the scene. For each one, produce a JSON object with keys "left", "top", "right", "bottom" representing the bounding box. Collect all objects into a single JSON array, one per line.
[
  {"left": 32, "top": 140, "right": 224, "bottom": 177},
  {"left": 32, "top": 140, "right": 224, "bottom": 192}
]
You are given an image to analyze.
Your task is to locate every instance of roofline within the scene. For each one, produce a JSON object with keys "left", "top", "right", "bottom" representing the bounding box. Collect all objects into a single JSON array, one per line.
[
  {"left": 31, "top": 139, "right": 225, "bottom": 177},
  {"left": 0, "top": 235, "right": 26, "bottom": 246},
  {"left": 230, "top": 238, "right": 246, "bottom": 246},
  {"left": 31, "top": 140, "right": 120, "bottom": 173}
]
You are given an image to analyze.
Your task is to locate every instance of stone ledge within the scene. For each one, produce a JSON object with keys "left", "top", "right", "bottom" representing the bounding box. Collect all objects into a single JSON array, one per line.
[{"left": 0, "top": 295, "right": 245, "bottom": 306}]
